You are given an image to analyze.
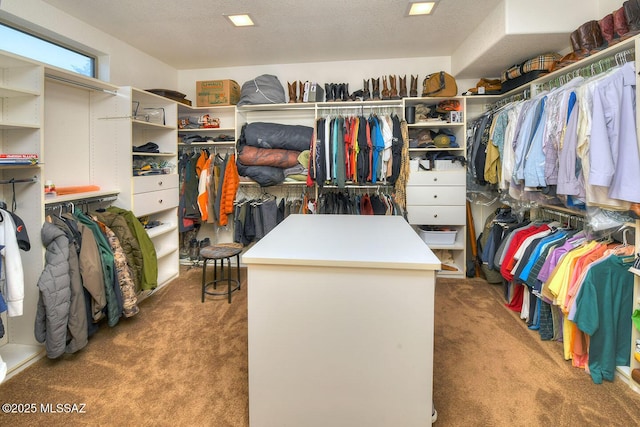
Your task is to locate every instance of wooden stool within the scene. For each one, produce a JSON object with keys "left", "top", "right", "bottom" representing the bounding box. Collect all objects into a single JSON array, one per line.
[{"left": 200, "top": 243, "right": 243, "bottom": 303}]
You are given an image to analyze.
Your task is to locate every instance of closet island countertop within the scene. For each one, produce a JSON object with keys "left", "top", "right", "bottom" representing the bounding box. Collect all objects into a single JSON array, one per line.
[{"left": 242, "top": 214, "right": 441, "bottom": 270}]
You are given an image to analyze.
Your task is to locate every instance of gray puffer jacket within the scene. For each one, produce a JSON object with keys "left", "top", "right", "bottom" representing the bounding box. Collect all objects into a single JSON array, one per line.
[{"left": 34, "top": 222, "right": 71, "bottom": 359}]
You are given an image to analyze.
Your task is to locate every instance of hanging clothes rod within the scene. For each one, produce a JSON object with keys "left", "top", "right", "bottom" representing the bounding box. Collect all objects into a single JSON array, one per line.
[
  {"left": 489, "top": 88, "right": 530, "bottom": 111},
  {"left": 0, "top": 176, "right": 38, "bottom": 185},
  {"left": 45, "top": 73, "right": 118, "bottom": 95},
  {"left": 535, "top": 48, "right": 635, "bottom": 92},
  {"left": 44, "top": 194, "right": 118, "bottom": 210}
]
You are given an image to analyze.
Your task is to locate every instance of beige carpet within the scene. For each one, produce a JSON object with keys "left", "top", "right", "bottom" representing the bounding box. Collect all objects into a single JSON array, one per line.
[{"left": 1, "top": 266, "right": 639, "bottom": 426}]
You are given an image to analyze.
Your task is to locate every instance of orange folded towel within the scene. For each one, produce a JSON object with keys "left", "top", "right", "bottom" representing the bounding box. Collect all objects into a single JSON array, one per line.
[{"left": 54, "top": 185, "right": 101, "bottom": 195}]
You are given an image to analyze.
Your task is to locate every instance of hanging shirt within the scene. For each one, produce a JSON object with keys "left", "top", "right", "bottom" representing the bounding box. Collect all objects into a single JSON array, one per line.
[
  {"left": 573, "top": 254, "right": 634, "bottom": 384},
  {"left": 589, "top": 62, "right": 640, "bottom": 203}
]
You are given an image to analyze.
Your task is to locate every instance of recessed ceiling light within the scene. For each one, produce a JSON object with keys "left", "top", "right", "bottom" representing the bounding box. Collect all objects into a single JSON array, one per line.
[
  {"left": 407, "top": 2, "right": 438, "bottom": 16},
  {"left": 225, "top": 14, "right": 255, "bottom": 27}
]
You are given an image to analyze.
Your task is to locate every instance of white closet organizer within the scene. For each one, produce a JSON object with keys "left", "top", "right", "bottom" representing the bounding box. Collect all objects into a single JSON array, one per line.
[
  {"left": 177, "top": 104, "right": 238, "bottom": 246},
  {"left": 116, "top": 87, "right": 180, "bottom": 291},
  {"left": 236, "top": 99, "right": 405, "bottom": 187},
  {"left": 0, "top": 51, "right": 44, "bottom": 379},
  {"left": 178, "top": 103, "right": 236, "bottom": 147},
  {"left": 465, "top": 34, "right": 640, "bottom": 394},
  {"left": 403, "top": 96, "right": 467, "bottom": 277}
]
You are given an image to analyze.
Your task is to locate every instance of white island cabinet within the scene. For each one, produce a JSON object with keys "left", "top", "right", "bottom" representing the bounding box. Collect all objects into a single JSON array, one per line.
[{"left": 243, "top": 214, "right": 441, "bottom": 427}]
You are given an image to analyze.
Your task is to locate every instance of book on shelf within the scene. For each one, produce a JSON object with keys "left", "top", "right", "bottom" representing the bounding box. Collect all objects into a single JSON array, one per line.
[{"left": 0, "top": 153, "right": 39, "bottom": 158}]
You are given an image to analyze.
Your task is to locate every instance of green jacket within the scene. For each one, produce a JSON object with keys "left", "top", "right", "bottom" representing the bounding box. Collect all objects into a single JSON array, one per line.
[{"left": 107, "top": 207, "right": 158, "bottom": 290}]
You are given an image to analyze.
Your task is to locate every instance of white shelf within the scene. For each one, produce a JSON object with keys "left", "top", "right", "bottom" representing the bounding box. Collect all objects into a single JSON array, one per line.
[
  {"left": 178, "top": 127, "right": 235, "bottom": 132},
  {"left": 408, "top": 121, "right": 464, "bottom": 128},
  {"left": 132, "top": 119, "right": 176, "bottom": 130},
  {"left": 44, "top": 189, "right": 120, "bottom": 205},
  {"left": 146, "top": 221, "right": 177, "bottom": 238},
  {"left": 132, "top": 152, "right": 175, "bottom": 157},
  {"left": 0, "top": 343, "right": 44, "bottom": 380},
  {"left": 0, "top": 85, "right": 39, "bottom": 97},
  {"left": 0, "top": 122, "right": 40, "bottom": 129}
]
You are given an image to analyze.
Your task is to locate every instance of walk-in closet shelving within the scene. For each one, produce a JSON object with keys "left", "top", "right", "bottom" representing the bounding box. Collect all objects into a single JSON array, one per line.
[
  {"left": 0, "top": 50, "right": 44, "bottom": 379},
  {"left": 403, "top": 96, "right": 467, "bottom": 277},
  {"left": 115, "top": 87, "right": 180, "bottom": 289},
  {"left": 464, "top": 34, "right": 640, "bottom": 394}
]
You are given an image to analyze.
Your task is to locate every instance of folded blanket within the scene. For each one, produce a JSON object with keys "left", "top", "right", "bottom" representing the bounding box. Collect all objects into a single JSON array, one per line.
[{"left": 238, "top": 145, "right": 301, "bottom": 168}]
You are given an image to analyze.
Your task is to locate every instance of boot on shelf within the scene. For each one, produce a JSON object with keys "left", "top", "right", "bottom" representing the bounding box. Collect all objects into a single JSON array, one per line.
[
  {"left": 372, "top": 77, "right": 381, "bottom": 100},
  {"left": 410, "top": 75, "right": 418, "bottom": 97},
  {"left": 288, "top": 81, "right": 297, "bottom": 103},
  {"left": 389, "top": 75, "right": 399, "bottom": 99},
  {"left": 342, "top": 83, "right": 349, "bottom": 101},
  {"left": 381, "top": 76, "right": 389, "bottom": 100},
  {"left": 363, "top": 79, "right": 371, "bottom": 101},
  {"left": 399, "top": 75, "right": 407, "bottom": 98},
  {"left": 298, "top": 81, "right": 305, "bottom": 102},
  {"left": 325, "top": 83, "right": 333, "bottom": 102}
]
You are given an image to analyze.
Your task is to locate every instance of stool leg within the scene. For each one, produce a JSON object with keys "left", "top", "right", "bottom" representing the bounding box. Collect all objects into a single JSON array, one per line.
[
  {"left": 213, "top": 259, "right": 218, "bottom": 290},
  {"left": 201, "top": 258, "right": 208, "bottom": 303},
  {"left": 236, "top": 254, "right": 241, "bottom": 290},
  {"left": 226, "top": 257, "right": 232, "bottom": 304}
]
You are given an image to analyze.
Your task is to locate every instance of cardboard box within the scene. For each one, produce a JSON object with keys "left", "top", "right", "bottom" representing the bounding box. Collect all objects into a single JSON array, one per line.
[{"left": 196, "top": 79, "right": 241, "bottom": 107}]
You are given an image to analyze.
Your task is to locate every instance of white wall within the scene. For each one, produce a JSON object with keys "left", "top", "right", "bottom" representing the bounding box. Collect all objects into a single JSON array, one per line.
[
  {"left": 505, "top": 0, "right": 598, "bottom": 34},
  {"left": 0, "top": 0, "right": 176, "bottom": 89},
  {"left": 598, "top": 0, "right": 626, "bottom": 15},
  {"left": 177, "top": 57, "right": 451, "bottom": 103}
]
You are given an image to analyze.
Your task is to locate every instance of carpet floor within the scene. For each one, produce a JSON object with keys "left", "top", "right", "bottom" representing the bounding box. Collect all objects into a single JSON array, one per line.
[{"left": 0, "top": 266, "right": 639, "bottom": 426}]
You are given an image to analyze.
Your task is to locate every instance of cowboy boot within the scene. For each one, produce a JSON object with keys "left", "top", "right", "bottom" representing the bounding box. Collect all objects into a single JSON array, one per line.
[
  {"left": 399, "top": 75, "right": 407, "bottom": 98},
  {"left": 325, "top": 83, "right": 333, "bottom": 102},
  {"left": 410, "top": 75, "right": 418, "bottom": 97},
  {"left": 389, "top": 75, "right": 399, "bottom": 99},
  {"left": 372, "top": 77, "right": 380, "bottom": 100},
  {"left": 298, "top": 81, "right": 305, "bottom": 102},
  {"left": 342, "top": 83, "right": 349, "bottom": 101},
  {"left": 381, "top": 76, "right": 389, "bottom": 100},
  {"left": 625, "top": 0, "right": 640, "bottom": 34},
  {"left": 288, "top": 81, "right": 297, "bottom": 103},
  {"left": 362, "top": 79, "right": 370, "bottom": 101}
]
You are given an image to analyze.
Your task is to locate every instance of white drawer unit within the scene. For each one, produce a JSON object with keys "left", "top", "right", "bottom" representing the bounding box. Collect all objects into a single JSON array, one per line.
[
  {"left": 132, "top": 187, "right": 178, "bottom": 217},
  {"left": 406, "top": 206, "right": 466, "bottom": 225},
  {"left": 407, "top": 170, "right": 466, "bottom": 186},
  {"left": 406, "top": 185, "right": 465, "bottom": 206},
  {"left": 403, "top": 97, "right": 467, "bottom": 277},
  {"left": 133, "top": 174, "right": 179, "bottom": 194}
]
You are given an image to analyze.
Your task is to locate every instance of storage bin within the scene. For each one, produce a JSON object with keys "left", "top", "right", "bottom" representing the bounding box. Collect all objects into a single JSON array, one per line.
[{"left": 418, "top": 226, "right": 457, "bottom": 245}]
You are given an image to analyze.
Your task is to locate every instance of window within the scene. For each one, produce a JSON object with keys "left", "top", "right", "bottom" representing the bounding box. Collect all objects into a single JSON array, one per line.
[{"left": 0, "top": 22, "right": 95, "bottom": 77}]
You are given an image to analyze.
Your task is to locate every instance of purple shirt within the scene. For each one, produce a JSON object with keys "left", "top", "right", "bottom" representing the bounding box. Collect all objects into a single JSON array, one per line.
[{"left": 589, "top": 62, "right": 640, "bottom": 202}]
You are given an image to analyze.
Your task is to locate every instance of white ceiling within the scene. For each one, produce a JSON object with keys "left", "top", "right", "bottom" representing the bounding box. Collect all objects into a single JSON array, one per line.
[{"left": 40, "top": 0, "right": 570, "bottom": 78}]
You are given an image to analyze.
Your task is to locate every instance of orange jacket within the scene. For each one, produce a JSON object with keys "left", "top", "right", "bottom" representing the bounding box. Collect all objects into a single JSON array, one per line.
[{"left": 218, "top": 154, "right": 239, "bottom": 226}]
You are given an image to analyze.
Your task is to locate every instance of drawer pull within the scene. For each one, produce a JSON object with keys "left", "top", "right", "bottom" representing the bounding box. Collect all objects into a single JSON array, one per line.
[
  {"left": 434, "top": 195, "right": 438, "bottom": 199},
  {"left": 158, "top": 199, "right": 163, "bottom": 204},
  {"left": 434, "top": 214, "right": 438, "bottom": 218},
  {"left": 433, "top": 177, "right": 438, "bottom": 182},
  {"left": 158, "top": 181, "right": 163, "bottom": 186}
]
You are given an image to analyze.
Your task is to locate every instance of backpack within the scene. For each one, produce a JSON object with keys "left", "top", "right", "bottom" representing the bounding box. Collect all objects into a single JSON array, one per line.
[{"left": 237, "top": 74, "right": 286, "bottom": 106}]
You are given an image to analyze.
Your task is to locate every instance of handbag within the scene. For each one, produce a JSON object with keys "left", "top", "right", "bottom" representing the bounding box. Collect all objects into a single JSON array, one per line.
[{"left": 421, "top": 71, "right": 457, "bottom": 97}]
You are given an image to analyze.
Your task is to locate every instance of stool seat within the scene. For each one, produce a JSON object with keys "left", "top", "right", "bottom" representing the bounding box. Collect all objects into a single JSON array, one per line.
[
  {"left": 200, "top": 243, "right": 242, "bottom": 260},
  {"left": 200, "top": 243, "right": 243, "bottom": 303}
]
